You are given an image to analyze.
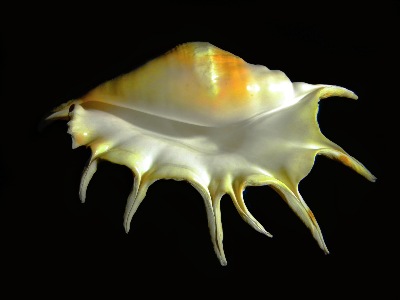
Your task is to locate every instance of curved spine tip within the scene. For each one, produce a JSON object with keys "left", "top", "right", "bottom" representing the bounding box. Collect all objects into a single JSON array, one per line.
[
  {"left": 79, "top": 158, "right": 98, "bottom": 203},
  {"left": 319, "top": 85, "right": 358, "bottom": 101},
  {"left": 123, "top": 179, "right": 149, "bottom": 234},
  {"left": 319, "top": 149, "right": 377, "bottom": 182}
]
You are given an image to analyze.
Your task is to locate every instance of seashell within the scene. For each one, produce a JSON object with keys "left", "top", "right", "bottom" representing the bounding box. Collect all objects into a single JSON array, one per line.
[{"left": 45, "top": 42, "right": 376, "bottom": 266}]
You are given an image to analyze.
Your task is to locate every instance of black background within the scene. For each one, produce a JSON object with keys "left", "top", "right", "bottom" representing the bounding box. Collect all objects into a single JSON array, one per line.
[{"left": 1, "top": 1, "right": 397, "bottom": 295}]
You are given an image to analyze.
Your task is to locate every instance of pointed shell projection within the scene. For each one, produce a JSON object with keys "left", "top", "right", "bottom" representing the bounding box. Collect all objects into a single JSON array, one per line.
[{"left": 46, "top": 42, "right": 376, "bottom": 265}]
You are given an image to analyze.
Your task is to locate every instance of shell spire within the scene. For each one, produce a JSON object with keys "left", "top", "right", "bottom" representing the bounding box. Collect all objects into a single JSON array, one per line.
[{"left": 46, "top": 42, "right": 376, "bottom": 265}]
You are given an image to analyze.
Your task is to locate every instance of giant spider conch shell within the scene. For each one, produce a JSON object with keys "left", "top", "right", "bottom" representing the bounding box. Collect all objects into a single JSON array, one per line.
[{"left": 46, "top": 42, "right": 376, "bottom": 265}]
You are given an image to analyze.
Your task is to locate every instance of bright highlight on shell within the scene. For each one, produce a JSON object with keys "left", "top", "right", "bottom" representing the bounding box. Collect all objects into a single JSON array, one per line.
[{"left": 45, "top": 42, "right": 376, "bottom": 266}]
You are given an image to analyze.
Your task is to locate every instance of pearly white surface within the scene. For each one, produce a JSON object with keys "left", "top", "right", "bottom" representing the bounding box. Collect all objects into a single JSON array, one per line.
[{"left": 46, "top": 42, "right": 376, "bottom": 265}]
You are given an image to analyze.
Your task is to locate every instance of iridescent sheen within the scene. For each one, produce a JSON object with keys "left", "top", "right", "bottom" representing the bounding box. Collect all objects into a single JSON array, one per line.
[{"left": 46, "top": 42, "right": 376, "bottom": 265}]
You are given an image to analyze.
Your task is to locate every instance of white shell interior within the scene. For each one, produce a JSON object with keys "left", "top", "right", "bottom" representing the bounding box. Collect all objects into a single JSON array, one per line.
[{"left": 46, "top": 43, "right": 376, "bottom": 266}]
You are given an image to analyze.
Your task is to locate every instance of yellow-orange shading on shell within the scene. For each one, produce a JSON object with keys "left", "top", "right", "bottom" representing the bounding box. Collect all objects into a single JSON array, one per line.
[
  {"left": 84, "top": 43, "right": 251, "bottom": 111},
  {"left": 45, "top": 42, "right": 376, "bottom": 266}
]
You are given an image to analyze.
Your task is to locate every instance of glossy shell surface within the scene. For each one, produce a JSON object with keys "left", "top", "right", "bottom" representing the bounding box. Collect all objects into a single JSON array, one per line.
[{"left": 46, "top": 42, "right": 376, "bottom": 265}]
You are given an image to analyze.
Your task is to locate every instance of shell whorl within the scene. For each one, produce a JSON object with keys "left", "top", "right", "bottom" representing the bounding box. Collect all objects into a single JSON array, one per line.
[
  {"left": 45, "top": 42, "right": 376, "bottom": 266},
  {"left": 76, "top": 42, "right": 312, "bottom": 126}
]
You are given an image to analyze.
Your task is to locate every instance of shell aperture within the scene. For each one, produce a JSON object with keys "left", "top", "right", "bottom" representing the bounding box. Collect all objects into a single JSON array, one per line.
[{"left": 46, "top": 42, "right": 376, "bottom": 266}]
